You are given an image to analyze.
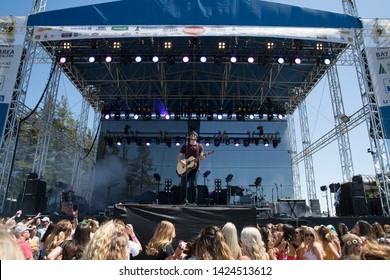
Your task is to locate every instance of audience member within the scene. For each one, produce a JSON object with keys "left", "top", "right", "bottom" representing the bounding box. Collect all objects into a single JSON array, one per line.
[
  {"left": 221, "top": 222, "right": 242, "bottom": 260},
  {"left": 0, "top": 230, "right": 25, "bottom": 260},
  {"left": 192, "top": 225, "right": 233, "bottom": 260},
  {"left": 81, "top": 219, "right": 129, "bottom": 260},
  {"left": 14, "top": 224, "right": 34, "bottom": 260},
  {"left": 145, "top": 220, "right": 176, "bottom": 260},
  {"left": 239, "top": 226, "right": 269, "bottom": 260}
]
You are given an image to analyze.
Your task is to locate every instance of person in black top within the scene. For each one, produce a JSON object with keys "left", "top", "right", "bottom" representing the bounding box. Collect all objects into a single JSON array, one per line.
[{"left": 176, "top": 130, "right": 205, "bottom": 204}]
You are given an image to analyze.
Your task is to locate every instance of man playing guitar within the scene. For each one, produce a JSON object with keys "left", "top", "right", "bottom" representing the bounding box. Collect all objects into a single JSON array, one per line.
[{"left": 176, "top": 130, "right": 205, "bottom": 205}]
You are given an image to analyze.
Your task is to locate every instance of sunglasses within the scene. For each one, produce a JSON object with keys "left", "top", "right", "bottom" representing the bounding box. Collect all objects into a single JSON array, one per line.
[{"left": 304, "top": 233, "right": 314, "bottom": 237}]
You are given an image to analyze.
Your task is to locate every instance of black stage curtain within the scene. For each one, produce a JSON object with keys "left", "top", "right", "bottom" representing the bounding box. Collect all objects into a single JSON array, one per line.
[{"left": 113, "top": 204, "right": 256, "bottom": 247}]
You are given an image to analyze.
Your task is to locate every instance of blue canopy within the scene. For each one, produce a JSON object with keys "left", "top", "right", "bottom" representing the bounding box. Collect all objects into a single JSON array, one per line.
[{"left": 27, "top": 0, "right": 362, "bottom": 28}]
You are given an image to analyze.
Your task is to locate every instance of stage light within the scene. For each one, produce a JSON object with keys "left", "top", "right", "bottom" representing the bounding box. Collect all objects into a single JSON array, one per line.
[
  {"left": 264, "top": 139, "right": 269, "bottom": 147},
  {"left": 152, "top": 56, "right": 159, "bottom": 63},
  {"left": 182, "top": 56, "right": 190, "bottom": 63},
  {"left": 165, "top": 114, "right": 171, "bottom": 120},
  {"left": 234, "top": 139, "right": 240, "bottom": 147},
  {"left": 136, "top": 137, "right": 142, "bottom": 146},
  {"left": 135, "top": 56, "right": 142, "bottom": 63},
  {"left": 134, "top": 114, "right": 139, "bottom": 120},
  {"left": 243, "top": 138, "right": 250, "bottom": 147},
  {"left": 62, "top": 42, "right": 71, "bottom": 49},
  {"left": 267, "top": 42, "right": 274, "bottom": 49},
  {"left": 227, "top": 111, "right": 233, "bottom": 119},
  {"left": 249, "top": 114, "right": 254, "bottom": 120},
  {"left": 59, "top": 56, "right": 67, "bottom": 64},
  {"left": 165, "top": 137, "right": 172, "bottom": 148},
  {"left": 145, "top": 139, "right": 151, "bottom": 146},
  {"left": 277, "top": 114, "right": 284, "bottom": 120},
  {"left": 200, "top": 56, "right": 207, "bottom": 63},
  {"left": 164, "top": 41, "right": 172, "bottom": 49},
  {"left": 230, "top": 56, "right": 237, "bottom": 63},
  {"left": 277, "top": 57, "right": 285, "bottom": 64},
  {"left": 214, "top": 138, "right": 220, "bottom": 147},
  {"left": 88, "top": 56, "right": 95, "bottom": 63},
  {"left": 272, "top": 139, "right": 279, "bottom": 148},
  {"left": 247, "top": 56, "right": 255, "bottom": 64},
  {"left": 104, "top": 113, "right": 110, "bottom": 120},
  {"left": 207, "top": 112, "right": 214, "bottom": 121},
  {"left": 294, "top": 57, "right": 302, "bottom": 64},
  {"left": 225, "top": 138, "right": 230, "bottom": 145},
  {"left": 174, "top": 111, "right": 181, "bottom": 121},
  {"left": 258, "top": 56, "right": 269, "bottom": 66},
  {"left": 113, "top": 41, "right": 121, "bottom": 49},
  {"left": 105, "top": 56, "right": 112, "bottom": 63},
  {"left": 116, "top": 138, "right": 122, "bottom": 146},
  {"left": 218, "top": 42, "right": 226, "bottom": 49},
  {"left": 267, "top": 113, "right": 274, "bottom": 121},
  {"left": 114, "top": 111, "right": 121, "bottom": 120},
  {"left": 217, "top": 111, "right": 223, "bottom": 120},
  {"left": 205, "top": 138, "right": 211, "bottom": 146},
  {"left": 323, "top": 55, "right": 332, "bottom": 65}
]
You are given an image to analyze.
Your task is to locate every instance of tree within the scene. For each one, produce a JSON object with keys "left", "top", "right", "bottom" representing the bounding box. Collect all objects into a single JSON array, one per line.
[{"left": 127, "top": 145, "right": 156, "bottom": 196}]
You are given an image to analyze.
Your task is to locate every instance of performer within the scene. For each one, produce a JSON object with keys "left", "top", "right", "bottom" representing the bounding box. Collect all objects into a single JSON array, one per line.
[{"left": 176, "top": 130, "right": 205, "bottom": 204}]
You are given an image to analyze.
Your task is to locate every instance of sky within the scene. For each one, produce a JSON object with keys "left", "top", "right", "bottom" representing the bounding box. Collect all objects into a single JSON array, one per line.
[{"left": 2, "top": 0, "right": 390, "bottom": 214}]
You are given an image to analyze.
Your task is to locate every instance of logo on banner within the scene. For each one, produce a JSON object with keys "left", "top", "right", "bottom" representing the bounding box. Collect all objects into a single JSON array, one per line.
[
  {"left": 384, "top": 79, "right": 390, "bottom": 94},
  {"left": 379, "top": 64, "right": 387, "bottom": 74},
  {"left": 0, "top": 22, "right": 15, "bottom": 36}
]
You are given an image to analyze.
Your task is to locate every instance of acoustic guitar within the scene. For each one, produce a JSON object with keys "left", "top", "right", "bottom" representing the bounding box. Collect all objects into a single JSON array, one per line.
[{"left": 176, "top": 150, "right": 214, "bottom": 177}]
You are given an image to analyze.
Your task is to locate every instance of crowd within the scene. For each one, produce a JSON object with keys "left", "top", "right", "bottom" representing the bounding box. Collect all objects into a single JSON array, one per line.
[{"left": 1, "top": 209, "right": 389, "bottom": 260}]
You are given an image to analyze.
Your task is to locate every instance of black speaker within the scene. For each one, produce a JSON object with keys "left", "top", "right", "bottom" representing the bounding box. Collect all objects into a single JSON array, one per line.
[
  {"left": 171, "top": 185, "right": 184, "bottom": 204},
  {"left": 340, "top": 182, "right": 364, "bottom": 199},
  {"left": 138, "top": 191, "right": 156, "bottom": 204},
  {"left": 25, "top": 179, "right": 47, "bottom": 195},
  {"left": 196, "top": 185, "right": 209, "bottom": 205},
  {"left": 212, "top": 189, "right": 228, "bottom": 205},
  {"left": 157, "top": 191, "right": 170, "bottom": 204},
  {"left": 23, "top": 194, "right": 47, "bottom": 214}
]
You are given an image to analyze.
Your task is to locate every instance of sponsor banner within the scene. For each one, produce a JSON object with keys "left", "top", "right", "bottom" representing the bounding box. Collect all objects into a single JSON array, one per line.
[
  {"left": 33, "top": 25, "right": 354, "bottom": 43},
  {"left": 0, "top": 16, "right": 27, "bottom": 142},
  {"left": 362, "top": 19, "right": 390, "bottom": 47},
  {"left": 363, "top": 19, "right": 390, "bottom": 138}
]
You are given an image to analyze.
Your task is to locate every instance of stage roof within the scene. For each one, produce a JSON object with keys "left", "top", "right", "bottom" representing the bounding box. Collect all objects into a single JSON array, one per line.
[{"left": 27, "top": 0, "right": 362, "bottom": 120}]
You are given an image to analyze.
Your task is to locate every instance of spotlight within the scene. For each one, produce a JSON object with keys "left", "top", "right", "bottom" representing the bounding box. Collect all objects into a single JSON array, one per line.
[
  {"left": 165, "top": 114, "right": 171, "bottom": 120},
  {"left": 234, "top": 139, "right": 240, "bottom": 147},
  {"left": 152, "top": 56, "right": 159, "bottom": 63},
  {"left": 114, "top": 111, "right": 121, "bottom": 120},
  {"left": 105, "top": 56, "right": 112, "bottom": 63},
  {"left": 230, "top": 56, "right": 237, "bottom": 63},
  {"left": 243, "top": 138, "right": 250, "bottom": 147},
  {"left": 200, "top": 56, "right": 207, "bottom": 63},
  {"left": 263, "top": 139, "right": 269, "bottom": 147},
  {"left": 134, "top": 114, "right": 139, "bottom": 120},
  {"left": 59, "top": 56, "right": 67, "bottom": 64},
  {"left": 227, "top": 112, "right": 233, "bottom": 119},
  {"left": 135, "top": 56, "right": 142, "bottom": 63},
  {"left": 146, "top": 139, "right": 151, "bottom": 146},
  {"left": 277, "top": 57, "right": 285, "bottom": 64},
  {"left": 294, "top": 57, "right": 302, "bottom": 64},
  {"left": 247, "top": 56, "right": 254, "bottom": 64},
  {"left": 88, "top": 56, "right": 95, "bottom": 63},
  {"left": 217, "top": 111, "right": 223, "bottom": 120},
  {"left": 182, "top": 56, "right": 190, "bottom": 63},
  {"left": 214, "top": 138, "right": 220, "bottom": 147},
  {"left": 205, "top": 138, "right": 211, "bottom": 146},
  {"left": 116, "top": 138, "right": 122, "bottom": 146},
  {"left": 103, "top": 113, "right": 110, "bottom": 120},
  {"left": 175, "top": 137, "right": 181, "bottom": 146},
  {"left": 323, "top": 55, "right": 331, "bottom": 65},
  {"left": 225, "top": 138, "right": 230, "bottom": 145}
]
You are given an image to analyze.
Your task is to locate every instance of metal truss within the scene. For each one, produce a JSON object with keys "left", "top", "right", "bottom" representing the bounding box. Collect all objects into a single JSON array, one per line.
[
  {"left": 343, "top": 0, "right": 390, "bottom": 215},
  {"left": 0, "top": 0, "right": 47, "bottom": 212},
  {"left": 286, "top": 113, "right": 302, "bottom": 199},
  {"left": 297, "top": 98, "right": 317, "bottom": 200},
  {"left": 32, "top": 63, "right": 60, "bottom": 178},
  {"left": 327, "top": 63, "right": 355, "bottom": 182}
]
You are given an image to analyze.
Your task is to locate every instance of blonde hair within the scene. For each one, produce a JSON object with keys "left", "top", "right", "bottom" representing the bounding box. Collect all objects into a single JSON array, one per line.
[
  {"left": 0, "top": 231, "right": 25, "bottom": 260},
  {"left": 146, "top": 220, "right": 176, "bottom": 256},
  {"left": 81, "top": 219, "right": 129, "bottom": 260},
  {"left": 240, "top": 226, "right": 268, "bottom": 260},
  {"left": 222, "top": 222, "right": 241, "bottom": 259},
  {"left": 341, "top": 233, "right": 362, "bottom": 258}
]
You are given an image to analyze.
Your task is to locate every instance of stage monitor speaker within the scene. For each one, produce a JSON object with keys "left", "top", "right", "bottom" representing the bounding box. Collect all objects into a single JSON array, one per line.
[
  {"left": 171, "top": 186, "right": 184, "bottom": 205},
  {"left": 157, "top": 191, "right": 170, "bottom": 204},
  {"left": 212, "top": 189, "right": 228, "bottom": 205}
]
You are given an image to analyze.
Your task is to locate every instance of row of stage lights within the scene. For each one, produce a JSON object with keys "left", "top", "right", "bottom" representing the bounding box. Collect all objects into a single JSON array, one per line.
[
  {"left": 106, "top": 135, "right": 280, "bottom": 148},
  {"left": 105, "top": 128, "right": 281, "bottom": 148},
  {"left": 101, "top": 110, "right": 286, "bottom": 121},
  {"left": 57, "top": 53, "right": 332, "bottom": 66},
  {"left": 58, "top": 40, "right": 333, "bottom": 65}
]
